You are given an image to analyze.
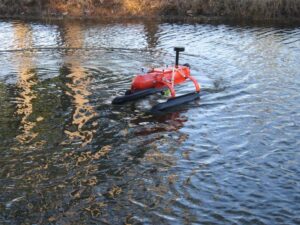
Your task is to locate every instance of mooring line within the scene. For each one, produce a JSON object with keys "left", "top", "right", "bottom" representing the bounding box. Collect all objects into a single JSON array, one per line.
[
  {"left": 0, "top": 46, "right": 159, "bottom": 53},
  {"left": 0, "top": 46, "right": 204, "bottom": 60}
]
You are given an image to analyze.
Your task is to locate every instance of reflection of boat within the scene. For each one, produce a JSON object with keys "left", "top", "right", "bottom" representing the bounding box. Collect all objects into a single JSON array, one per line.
[
  {"left": 112, "top": 47, "right": 201, "bottom": 112},
  {"left": 131, "top": 111, "right": 188, "bottom": 136}
]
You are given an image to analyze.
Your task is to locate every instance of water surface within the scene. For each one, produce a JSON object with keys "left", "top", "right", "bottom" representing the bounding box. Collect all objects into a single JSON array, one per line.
[{"left": 0, "top": 19, "right": 300, "bottom": 224}]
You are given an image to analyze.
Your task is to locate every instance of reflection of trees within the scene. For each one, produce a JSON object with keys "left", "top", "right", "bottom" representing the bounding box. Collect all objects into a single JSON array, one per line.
[
  {"left": 80, "top": 111, "right": 192, "bottom": 224},
  {"left": 143, "top": 21, "right": 160, "bottom": 49},
  {"left": 12, "top": 22, "right": 39, "bottom": 146},
  {"left": 61, "top": 21, "right": 98, "bottom": 147},
  {"left": 0, "top": 83, "right": 17, "bottom": 145},
  {"left": 4, "top": 20, "right": 194, "bottom": 224}
]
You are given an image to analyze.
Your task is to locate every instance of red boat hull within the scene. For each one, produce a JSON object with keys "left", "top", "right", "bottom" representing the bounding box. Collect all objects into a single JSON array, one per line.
[{"left": 131, "top": 65, "right": 200, "bottom": 98}]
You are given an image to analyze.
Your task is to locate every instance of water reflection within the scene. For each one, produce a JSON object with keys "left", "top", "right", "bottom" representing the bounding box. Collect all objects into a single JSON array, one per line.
[
  {"left": 1, "top": 20, "right": 300, "bottom": 225},
  {"left": 61, "top": 21, "right": 98, "bottom": 147},
  {"left": 13, "top": 22, "right": 39, "bottom": 146},
  {"left": 132, "top": 111, "right": 188, "bottom": 136},
  {"left": 144, "top": 21, "right": 160, "bottom": 49}
]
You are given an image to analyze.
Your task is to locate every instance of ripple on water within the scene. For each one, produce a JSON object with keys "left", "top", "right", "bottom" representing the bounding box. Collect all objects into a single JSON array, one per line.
[{"left": 0, "top": 19, "right": 300, "bottom": 224}]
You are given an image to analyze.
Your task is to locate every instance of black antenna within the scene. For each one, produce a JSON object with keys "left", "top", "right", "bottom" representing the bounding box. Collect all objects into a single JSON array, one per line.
[{"left": 174, "top": 47, "right": 185, "bottom": 67}]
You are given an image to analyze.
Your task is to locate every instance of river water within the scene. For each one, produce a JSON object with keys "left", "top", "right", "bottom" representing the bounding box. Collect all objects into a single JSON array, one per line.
[{"left": 0, "top": 19, "right": 299, "bottom": 225}]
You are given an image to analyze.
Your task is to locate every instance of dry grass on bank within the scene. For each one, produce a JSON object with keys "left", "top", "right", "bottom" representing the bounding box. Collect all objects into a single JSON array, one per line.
[
  {"left": 123, "top": 0, "right": 300, "bottom": 19},
  {"left": 0, "top": 0, "right": 300, "bottom": 20}
]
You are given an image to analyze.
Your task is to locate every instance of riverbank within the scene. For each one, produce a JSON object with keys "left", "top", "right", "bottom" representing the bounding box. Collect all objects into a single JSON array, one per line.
[{"left": 0, "top": 0, "right": 300, "bottom": 23}]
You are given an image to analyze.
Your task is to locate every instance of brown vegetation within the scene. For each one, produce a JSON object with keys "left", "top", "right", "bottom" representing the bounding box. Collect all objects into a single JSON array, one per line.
[{"left": 0, "top": 0, "right": 300, "bottom": 20}]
